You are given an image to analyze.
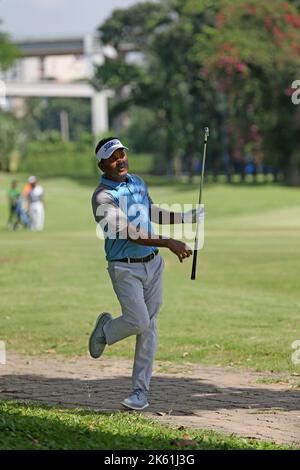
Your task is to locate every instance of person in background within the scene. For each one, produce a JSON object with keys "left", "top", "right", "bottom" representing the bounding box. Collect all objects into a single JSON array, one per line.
[
  {"left": 27, "top": 176, "right": 45, "bottom": 231},
  {"left": 22, "top": 180, "right": 32, "bottom": 199},
  {"left": 7, "top": 180, "right": 21, "bottom": 230}
]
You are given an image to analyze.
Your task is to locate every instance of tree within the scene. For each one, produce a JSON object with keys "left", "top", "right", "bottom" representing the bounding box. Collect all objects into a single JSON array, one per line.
[
  {"left": 35, "top": 98, "right": 91, "bottom": 141},
  {"left": 94, "top": 2, "right": 172, "bottom": 169},
  {"left": 0, "top": 21, "right": 19, "bottom": 70},
  {"left": 19, "top": 97, "right": 92, "bottom": 142},
  {"left": 0, "top": 23, "right": 20, "bottom": 171},
  {"left": 94, "top": 0, "right": 220, "bottom": 175},
  {"left": 95, "top": 0, "right": 300, "bottom": 183},
  {"left": 148, "top": 0, "right": 222, "bottom": 178},
  {"left": 196, "top": 0, "right": 300, "bottom": 185},
  {"left": 0, "top": 113, "right": 24, "bottom": 172}
]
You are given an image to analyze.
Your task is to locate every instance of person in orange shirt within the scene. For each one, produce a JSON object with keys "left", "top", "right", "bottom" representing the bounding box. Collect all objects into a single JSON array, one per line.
[
  {"left": 22, "top": 182, "right": 32, "bottom": 198},
  {"left": 15, "top": 180, "right": 33, "bottom": 228}
]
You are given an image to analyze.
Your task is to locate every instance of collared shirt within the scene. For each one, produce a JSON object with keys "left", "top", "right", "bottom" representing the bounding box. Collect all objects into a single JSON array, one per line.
[
  {"left": 28, "top": 185, "right": 44, "bottom": 204},
  {"left": 91, "top": 173, "right": 156, "bottom": 261}
]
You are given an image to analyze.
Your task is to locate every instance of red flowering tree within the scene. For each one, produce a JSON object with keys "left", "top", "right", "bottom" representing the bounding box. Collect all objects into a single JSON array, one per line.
[{"left": 197, "top": 0, "right": 300, "bottom": 185}]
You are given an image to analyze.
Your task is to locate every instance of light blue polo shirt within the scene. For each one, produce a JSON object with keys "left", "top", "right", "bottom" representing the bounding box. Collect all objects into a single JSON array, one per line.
[{"left": 92, "top": 173, "right": 156, "bottom": 261}]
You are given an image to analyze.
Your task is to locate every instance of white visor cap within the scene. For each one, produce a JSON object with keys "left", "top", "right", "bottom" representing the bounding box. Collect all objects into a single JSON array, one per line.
[
  {"left": 28, "top": 175, "right": 37, "bottom": 184},
  {"left": 96, "top": 139, "right": 128, "bottom": 162}
]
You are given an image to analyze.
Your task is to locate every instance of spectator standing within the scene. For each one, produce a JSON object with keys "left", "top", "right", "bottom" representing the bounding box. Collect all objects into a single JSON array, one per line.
[{"left": 27, "top": 176, "right": 45, "bottom": 231}]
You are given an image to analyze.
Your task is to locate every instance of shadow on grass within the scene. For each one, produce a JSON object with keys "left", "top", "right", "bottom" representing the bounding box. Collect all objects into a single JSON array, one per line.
[
  {"left": 0, "top": 373, "right": 298, "bottom": 414},
  {"left": 0, "top": 372, "right": 299, "bottom": 449}
]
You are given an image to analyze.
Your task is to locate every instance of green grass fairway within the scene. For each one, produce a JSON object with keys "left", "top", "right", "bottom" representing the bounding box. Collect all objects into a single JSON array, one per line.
[
  {"left": 0, "top": 401, "right": 292, "bottom": 450},
  {"left": 1, "top": 173, "right": 300, "bottom": 372}
]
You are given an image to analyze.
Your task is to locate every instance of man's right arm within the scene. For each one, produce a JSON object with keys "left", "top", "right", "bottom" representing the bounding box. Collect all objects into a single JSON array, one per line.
[{"left": 124, "top": 224, "right": 193, "bottom": 263}]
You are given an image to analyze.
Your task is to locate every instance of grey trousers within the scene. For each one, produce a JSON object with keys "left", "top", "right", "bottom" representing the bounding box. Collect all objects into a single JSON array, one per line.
[{"left": 104, "top": 253, "right": 164, "bottom": 392}]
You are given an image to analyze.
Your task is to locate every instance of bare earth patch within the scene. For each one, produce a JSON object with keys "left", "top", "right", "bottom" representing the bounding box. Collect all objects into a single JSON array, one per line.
[{"left": 0, "top": 351, "right": 299, "bottom": 447}]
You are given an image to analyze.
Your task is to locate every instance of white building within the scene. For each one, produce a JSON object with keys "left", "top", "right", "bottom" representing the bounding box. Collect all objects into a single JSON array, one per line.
[{"left": 0, "top": 35, "right": 110, "bottom": 136}]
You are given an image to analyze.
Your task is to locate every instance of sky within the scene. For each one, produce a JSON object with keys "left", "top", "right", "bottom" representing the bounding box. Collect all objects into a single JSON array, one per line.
[{"left": 0, "top": 0, "right": 141, "bottom": 39}]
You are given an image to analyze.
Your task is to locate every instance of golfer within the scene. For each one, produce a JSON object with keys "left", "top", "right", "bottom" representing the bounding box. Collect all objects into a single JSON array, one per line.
[{"left": 90, "top": 137, "right": 202, "bottom": 410}]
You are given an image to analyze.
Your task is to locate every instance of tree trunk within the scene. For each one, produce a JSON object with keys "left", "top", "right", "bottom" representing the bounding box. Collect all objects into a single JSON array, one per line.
[
  {"left": 284, "top": 153, "right": 300, "bottom": 186},
  {"left": 284, "top": 166, "right": 300, "bottom": 186}
]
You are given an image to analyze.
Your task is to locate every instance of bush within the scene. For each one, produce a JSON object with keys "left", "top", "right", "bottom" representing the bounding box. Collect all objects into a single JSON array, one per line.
[
  {"left": 19, "top": 139, "right": 96, "bottom": 178},
  {"left": 18, "top": 138, "right": 155, "bottom": 178}
]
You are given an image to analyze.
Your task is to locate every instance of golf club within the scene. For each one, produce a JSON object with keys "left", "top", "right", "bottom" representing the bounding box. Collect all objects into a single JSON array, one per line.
[{"left": 191, "top": 126, "right": 209, "bottom": 280}]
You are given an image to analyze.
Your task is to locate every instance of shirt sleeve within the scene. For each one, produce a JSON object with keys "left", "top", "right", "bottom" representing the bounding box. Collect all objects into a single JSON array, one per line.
[{"left": 92, "top": 189, "right": 128, "bottom": 236}]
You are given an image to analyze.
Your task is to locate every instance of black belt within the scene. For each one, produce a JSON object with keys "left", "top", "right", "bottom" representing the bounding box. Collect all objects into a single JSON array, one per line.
[{"left": 113, "top": 250, "right": 159, "bottom": 264}]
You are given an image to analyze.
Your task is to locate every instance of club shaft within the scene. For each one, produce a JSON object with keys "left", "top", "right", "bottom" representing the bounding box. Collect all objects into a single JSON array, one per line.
[
  {"left": 197, "top": 138, "right": 208, "bottom": 206},
  {"left": 191, "top": 134, "right": 208, "bottom": 280},
  {"left": 191, "top": 244, "right": 198, "bottom": 280}
]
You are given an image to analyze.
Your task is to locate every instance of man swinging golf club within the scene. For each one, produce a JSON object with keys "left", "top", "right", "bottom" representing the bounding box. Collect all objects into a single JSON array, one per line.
[{"left": 89, "top": 136, "right": 204, "bottom": 410}]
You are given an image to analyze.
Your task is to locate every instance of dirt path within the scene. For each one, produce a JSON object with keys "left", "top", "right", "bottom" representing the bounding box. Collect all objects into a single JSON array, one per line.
[{"left": 0, "top": 351, "right": 299, "bottom": 447}]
